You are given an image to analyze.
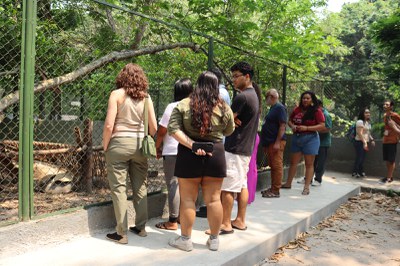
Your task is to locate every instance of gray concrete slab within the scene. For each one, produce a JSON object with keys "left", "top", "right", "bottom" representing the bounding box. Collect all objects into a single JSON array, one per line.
[{"left": 0, "top": 172, "right": 360, "bottom": 266}]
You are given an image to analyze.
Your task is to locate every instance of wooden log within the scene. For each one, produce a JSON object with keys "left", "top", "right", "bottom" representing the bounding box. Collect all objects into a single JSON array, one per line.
[
  {"left": 5, "top": 147, "right": 82, "bottom": 157},
  {"left": 74, "top": 127, "right": 83, "bottom": 147}
]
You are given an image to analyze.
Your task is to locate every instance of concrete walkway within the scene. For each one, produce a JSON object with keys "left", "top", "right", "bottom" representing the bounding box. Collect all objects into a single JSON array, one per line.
[{"left": 0, "top": 171, "right": 398, "bottom": 266}]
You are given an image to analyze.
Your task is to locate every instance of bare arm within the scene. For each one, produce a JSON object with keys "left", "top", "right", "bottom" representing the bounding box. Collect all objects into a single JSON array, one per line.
[
  {"left": 273, "top": 122, "right": 286, "bottom": 151},
  {"left": 319, "top": 125, "right": 331, "bottom": 133},
  {"left": 170, "top": 129, "right": 194, "bottom": 150},
  {"left": 147, "top": 98, "right": 157, "bottom": 136},
  {"left": 356, "top": 125, "right": 365, "bottom": 143},
  {"left": 170, "top": 130, "right": 209, "bottom": 156},
  {"left": 297, "top": 122, "right": 325, "bottom": 132},
  {"left": 102, "top": 91, "right": 118, "bottom": 151},
  {"left": 155, "top": 126, "right": 167, "bottom": 159},
  {"left": 388, "top": 120, "right": 400, "bottom": 134}
]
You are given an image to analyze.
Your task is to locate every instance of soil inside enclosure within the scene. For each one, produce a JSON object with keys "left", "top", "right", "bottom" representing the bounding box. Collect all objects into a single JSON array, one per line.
[{"left": 259, "top": 193, "right": 400, "bottom": 266}]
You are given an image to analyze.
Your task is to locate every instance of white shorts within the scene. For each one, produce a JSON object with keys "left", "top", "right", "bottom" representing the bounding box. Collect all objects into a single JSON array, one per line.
[{"left": 221, "top": 151, "right": 251, "bottom": 193}]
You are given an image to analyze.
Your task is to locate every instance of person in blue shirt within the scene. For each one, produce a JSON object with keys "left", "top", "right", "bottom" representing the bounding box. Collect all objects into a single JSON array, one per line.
[
  {"left": 211, "top": 67, "right": 231, "bottom": 106},
  {"left": 260, "top": 89, "right": 287, "bottom": 198}
]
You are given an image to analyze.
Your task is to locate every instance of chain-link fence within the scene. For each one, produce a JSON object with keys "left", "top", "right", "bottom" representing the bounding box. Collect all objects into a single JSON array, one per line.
[
  {"left": 1, "top": 0, "right": 396, "bottom": 224},
  {"left": 0, "top": 0, "right": 287, "bottom": 223},
  {"left": 0, "top": 0, "right": 22, "bottom": 223}
]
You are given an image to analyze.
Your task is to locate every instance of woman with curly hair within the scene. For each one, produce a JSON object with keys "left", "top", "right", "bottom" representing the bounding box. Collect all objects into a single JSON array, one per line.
[
  {"left": 167, "top": 71, "right": 235, "bottom": 252},
  {"left": 282, "top": 91, "right": 325, "bottom": 195},
  {"left": 103, "top": 63, "right": 157, "bottom": 244}
]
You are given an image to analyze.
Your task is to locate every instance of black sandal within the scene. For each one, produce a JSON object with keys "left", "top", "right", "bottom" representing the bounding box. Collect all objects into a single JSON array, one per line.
[{"left": 262, "top": 191, "right": 280, "bottom": 198}]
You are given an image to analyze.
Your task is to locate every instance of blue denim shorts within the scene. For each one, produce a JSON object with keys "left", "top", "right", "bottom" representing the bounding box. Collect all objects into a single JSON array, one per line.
[{"left": 290, "top": 132, "right": 320, "bottom": 155}]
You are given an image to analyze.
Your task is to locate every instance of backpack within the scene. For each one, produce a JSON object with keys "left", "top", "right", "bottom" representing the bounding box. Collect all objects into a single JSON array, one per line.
[{"left": 345, "top": 123, "right": 356, "bottom": 143}]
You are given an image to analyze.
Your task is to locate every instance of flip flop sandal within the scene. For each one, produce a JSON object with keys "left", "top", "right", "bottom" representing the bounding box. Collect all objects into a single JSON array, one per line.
[
  {"left": 231, "top": 224, "right": 247, "bottom": 231},
  {"left": 205, "top": 229, "right": 234, "bottom": 235},
  {"left": 281, "top": 185, "right": 291, "bottom": 189},
  {"left": 219, "top": 229, "right": 234, "bottom": 235},
  {"left": 155, "top": 222, "right": 177, "bottom": 230}
]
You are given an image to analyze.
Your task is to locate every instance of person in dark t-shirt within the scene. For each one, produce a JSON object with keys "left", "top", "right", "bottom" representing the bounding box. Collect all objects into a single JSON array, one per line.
[{"left": 219, "top": 61, "right": 260, "bottom": 233}]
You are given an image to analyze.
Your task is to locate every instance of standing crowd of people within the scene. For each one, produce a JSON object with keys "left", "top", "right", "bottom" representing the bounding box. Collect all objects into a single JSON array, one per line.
[{"left": 102, "top": 62, "right": 400, "bottom": 251}]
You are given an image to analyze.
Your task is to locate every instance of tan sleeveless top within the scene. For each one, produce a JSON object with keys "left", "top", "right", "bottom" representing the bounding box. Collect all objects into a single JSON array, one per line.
[{"left": 112, "top": 96, "right": 146, "bottom": 138}]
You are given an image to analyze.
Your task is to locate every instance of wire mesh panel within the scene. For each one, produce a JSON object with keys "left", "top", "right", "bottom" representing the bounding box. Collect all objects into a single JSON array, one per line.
[
  {"left": 0, "top": 0, "right": 22, "bottom": 223},
  {"left": 2, "top": 0, "right": 394, "bottom": 223},
  {"left": 28, "top": 0, "right": 211, "bottom": 217}
]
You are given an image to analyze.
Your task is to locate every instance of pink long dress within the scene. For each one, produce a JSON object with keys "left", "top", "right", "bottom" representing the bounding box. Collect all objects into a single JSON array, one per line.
[{"left": 247, "top": 133, "right": 260, "bottom": 204}]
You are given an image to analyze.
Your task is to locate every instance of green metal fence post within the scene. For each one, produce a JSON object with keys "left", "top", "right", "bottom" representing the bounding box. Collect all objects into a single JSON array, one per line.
[
  {"left": 282, "top": 65, "right": 287, "bottom": 105},
  {"left": 19, "top": 0, "right": 37, "bottom": 221},
  {"left": 208, "top": 37, "right": 214, "bottom": 70}
]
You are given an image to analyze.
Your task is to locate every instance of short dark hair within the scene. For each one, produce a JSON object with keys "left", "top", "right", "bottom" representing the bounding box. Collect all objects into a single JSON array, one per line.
[
  {"left": 230, "top": 61, "right": 254, "bottom": 79},
  {"left": 384, "top": 99, "right": 394, "bottom": 107},
  {"left": 174, "top": 78, "right": 193, "bottom": 101},
  {"left": 210, "top": 67, "right": 223, "bottom": 85}
]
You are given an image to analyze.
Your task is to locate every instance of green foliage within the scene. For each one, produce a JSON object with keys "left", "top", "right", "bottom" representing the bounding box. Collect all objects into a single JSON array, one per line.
[
  {"left": 3, "top": 0, "right": 396, "bottom": 127},
  {"left": 317, "top": 0, "right": 400, "bottom": 122},
  {"left": 370, "top": 9, "right": 400, "bottom": 98}
]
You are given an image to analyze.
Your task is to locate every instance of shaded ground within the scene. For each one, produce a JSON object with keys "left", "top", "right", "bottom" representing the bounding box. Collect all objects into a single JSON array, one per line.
[{"left": 259, "top": 192, "right": 400, "bottom": 266}]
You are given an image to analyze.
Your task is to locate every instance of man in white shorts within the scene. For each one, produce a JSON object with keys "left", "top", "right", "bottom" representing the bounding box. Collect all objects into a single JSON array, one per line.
[{"left": 219, "top": 61, "right": 259, "bottom": 233}]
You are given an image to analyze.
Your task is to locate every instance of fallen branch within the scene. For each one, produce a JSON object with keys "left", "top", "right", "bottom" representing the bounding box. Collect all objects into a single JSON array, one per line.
[{"left": 0, "top": 42, "right": 200, "bottom": 112}]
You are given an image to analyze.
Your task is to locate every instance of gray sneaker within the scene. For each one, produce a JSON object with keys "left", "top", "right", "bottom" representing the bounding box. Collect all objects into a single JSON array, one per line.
[
  {"left": 169, "top": 236, "right": 193, "bottom": 252},
  {"left": 312, "top": 181, "right": 321, "bottom": 187},
  {"left": 297, "top": 178, "right": 306, "bottom": 184},
  {"left": 207, "top": 237, "right": 219, "bottom": 251}
]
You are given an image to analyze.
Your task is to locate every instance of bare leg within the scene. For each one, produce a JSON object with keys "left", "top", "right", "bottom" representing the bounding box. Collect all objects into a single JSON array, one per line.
[
  {"left": 178, "top": 178, "right": 200, "bottom": 237},
  {"left": 303, "top": 154, "right": 316, "bottom": 193},
  {"left": 387, "top": 161, "right": 395, "bottom": 180},
  {"left": 231, "top": 188, "right": 248, "bottom": 229},
  {"left": 201, "top": 177, "right": 223, "bottom": 236},
  {"left": 282, "top": 152, "right": 302, "bottom": 187},
  {"left": 220, "top": 191, "right": 234, "bottom": 231}
]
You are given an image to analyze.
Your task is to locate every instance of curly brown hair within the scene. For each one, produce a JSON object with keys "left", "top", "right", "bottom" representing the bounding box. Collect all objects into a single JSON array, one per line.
[{"left": 116, "top": 63, "right": 148, "bottom": 100}]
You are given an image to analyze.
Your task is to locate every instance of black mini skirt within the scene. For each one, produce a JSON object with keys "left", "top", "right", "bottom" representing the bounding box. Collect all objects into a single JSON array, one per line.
[{"left": 174, "top": 141, "right": 226, "bottom": 178}]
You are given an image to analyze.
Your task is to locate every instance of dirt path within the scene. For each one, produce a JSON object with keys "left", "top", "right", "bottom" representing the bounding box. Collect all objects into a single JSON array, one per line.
[{"left": 258, "top": 193, "right": 400, "bottom": 266}]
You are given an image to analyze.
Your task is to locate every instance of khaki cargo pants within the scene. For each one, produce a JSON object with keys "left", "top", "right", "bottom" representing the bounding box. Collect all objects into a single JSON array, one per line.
[{"left": 105, "top": 137, "right": 148, "bottom": 235}]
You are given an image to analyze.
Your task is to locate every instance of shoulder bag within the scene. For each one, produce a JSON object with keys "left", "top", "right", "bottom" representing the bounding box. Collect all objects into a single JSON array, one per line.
[{"left": 141, "top": 97, "right": 157, "bottom": 157}]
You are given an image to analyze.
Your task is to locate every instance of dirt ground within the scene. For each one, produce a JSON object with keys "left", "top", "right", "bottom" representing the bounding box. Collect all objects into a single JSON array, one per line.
[{"left": 258, "top": 192, "right": 400, "bottom": 266}]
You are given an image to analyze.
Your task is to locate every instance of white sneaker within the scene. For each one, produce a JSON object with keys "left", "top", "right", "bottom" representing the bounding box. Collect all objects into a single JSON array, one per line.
[
  {"left": 395, "top": 207, "right": 400, "bottom": 214},
  {"left": 169, "top": 236, "right": 193, "bottom": 252},
  {"left": 207, "top": 237, "right": 219, "bottom": 251},
  {"left": 297, "top": 178, "right": 306, "bottom": 184},
  {"left": 312, "top": 181, "right": 321, "bottom": 187}
]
